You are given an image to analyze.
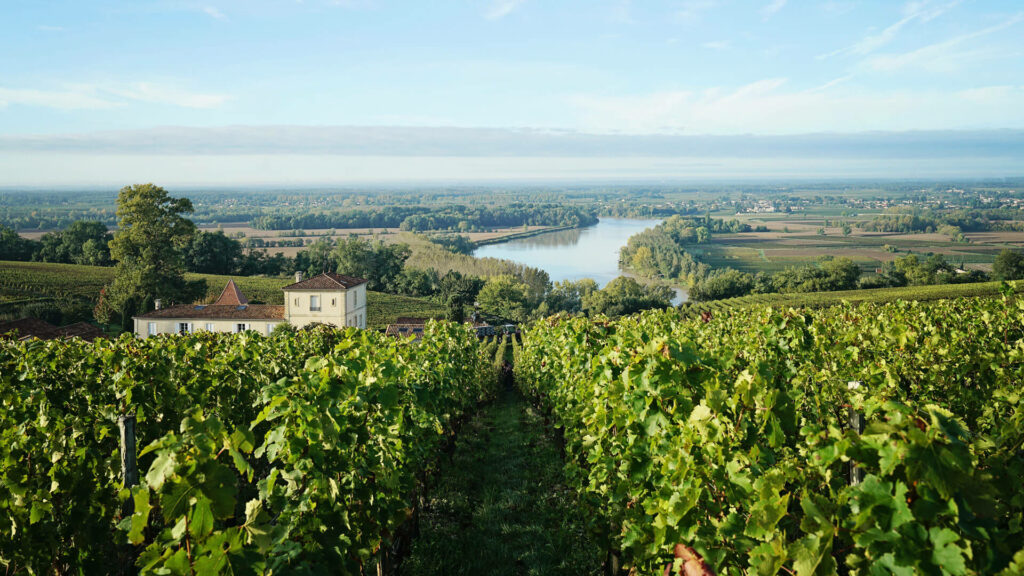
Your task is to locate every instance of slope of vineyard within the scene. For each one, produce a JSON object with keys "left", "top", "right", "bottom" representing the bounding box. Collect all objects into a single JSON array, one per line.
[
  {"left": 515, "top": 294, "right": 1024, "bottom": 574},
  {"left": 0, "top": 323, "right": 497, "bottom": 574},
  {"left": 0, "top": 260, "right": 445, "bottom": 328}
]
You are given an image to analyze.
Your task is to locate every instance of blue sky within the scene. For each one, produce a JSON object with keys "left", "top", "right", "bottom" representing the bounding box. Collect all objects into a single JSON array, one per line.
[{"left": 2, "top": 0, "right": 1023, "bottom": 184}]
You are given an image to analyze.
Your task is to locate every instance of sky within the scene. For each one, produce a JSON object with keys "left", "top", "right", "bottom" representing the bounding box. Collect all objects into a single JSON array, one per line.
[{"left": 1, "top": 0, "right": 1023, "bottom": 185}]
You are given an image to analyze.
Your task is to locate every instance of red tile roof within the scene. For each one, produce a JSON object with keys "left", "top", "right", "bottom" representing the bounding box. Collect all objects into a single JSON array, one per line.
[
  {"left": 0, "top": 318, "right": 104, "bottom": 341},
  {"left": 213, "top": 280, "right": 248, "bottom": 306},
  {"left": 282, "top": 272, "right": 368, "bottom": 291},
  {"left": 135, "top": 304, "right": 285, "bottom": 320}
]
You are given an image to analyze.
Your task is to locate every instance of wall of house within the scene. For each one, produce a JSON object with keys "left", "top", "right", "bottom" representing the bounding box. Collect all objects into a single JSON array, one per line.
[
  {"left": 284, "top": 284, "right": 367, "bottom": 329},
  {"left": 134, "top": 318, "right": 283, "bottom": 338}
]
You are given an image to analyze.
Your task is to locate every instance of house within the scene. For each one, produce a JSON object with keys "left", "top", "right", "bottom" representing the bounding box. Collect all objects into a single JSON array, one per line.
[
  {"left": 0, "top": 318, "right": 105, "bottom": 342},
  {"left": 133, "top": 272, "right": 368, "bottom": 337}
]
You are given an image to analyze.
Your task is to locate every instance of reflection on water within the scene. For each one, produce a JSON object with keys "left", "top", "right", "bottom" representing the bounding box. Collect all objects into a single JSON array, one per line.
[{"left": 474, "top": 218, "right": 688, "bottom": 304}]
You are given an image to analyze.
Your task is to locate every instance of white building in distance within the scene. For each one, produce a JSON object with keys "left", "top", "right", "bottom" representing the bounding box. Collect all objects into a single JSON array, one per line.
[{"left": 133, "top": 272, "right": 368, "bottom": 337}]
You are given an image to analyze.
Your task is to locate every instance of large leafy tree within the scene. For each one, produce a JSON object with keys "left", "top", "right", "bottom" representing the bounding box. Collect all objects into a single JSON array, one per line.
[
  {"left": 186, "top": 230, "right": 244, "bottom": 274},
  {"left": 331, "top": 236, "right": 411, "bottom": 292},
  {"left": 477, "top": 274, "right": 530, "bottom": 323},
  {"left": 98, "top": 184, "right": 203, "bottom": 324},
  {"left": 993, "top": 249, "right": 1024, "bottom": 281},
  {"left": 36, "top": 220, "right": 112, "bottom": 265}
]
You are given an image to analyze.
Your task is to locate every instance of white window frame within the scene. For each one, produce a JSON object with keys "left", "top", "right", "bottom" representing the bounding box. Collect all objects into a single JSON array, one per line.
[
  {"left": 147, "top": 322, "right": 157, "bottom": 336},
  {"left": 235, "top": 323, "right": 249, "bottom": 333},
  {"left": 205, "top": 323, "right": 216, "bottom": 332},
  {"left": 177, "top": 322, "right": 192, "bottom": 335},
  {"left": 310, "top": 295, "right": 320, "bottom": 312},
  {"left": 267, "top": 323, "right": 277, "bottom": 334}
]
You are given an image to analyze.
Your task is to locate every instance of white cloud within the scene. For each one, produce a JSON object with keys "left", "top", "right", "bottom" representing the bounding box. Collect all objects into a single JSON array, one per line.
[
  {"left": 760, "top": 0, "right": 787, "bottom": 19},
  {"left": 202, "top": 6, "right": 227, "bottom": 20},
  {"left": 676, "top": 0, "right": 719, "bottom": 22},
  {"left": 701, "top": 40, "right": 730, "bottom": 51},
  {"left": 37, "top": 25, "right": 65, "bottom": 32},
  {"left": 568, "top": 80, "right": 1024, "bottom": 134},
  {"left": 0, "top": 87, "right": 120, "bottom": 110},
  {"left": 106, "top": 82, "right": 231, "bottom": 109},
  {"left": 864, "top": 13, "right": 1023, "bottom": 72},
  {"left": 818, "top": 0, "right": 961, "bottom": 59},
  {"left": 484, "top": 0, "right": 525, "bottom": 20},
  {"left": 0, "top": 82, "right": 231, "bottom": 111}
]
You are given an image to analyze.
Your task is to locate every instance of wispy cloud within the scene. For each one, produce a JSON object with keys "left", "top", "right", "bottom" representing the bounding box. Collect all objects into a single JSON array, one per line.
[
  {"left": 484, "top": 0, "right": 525, "bottom": 20},
  {"left": 202, "top": 6, "right": 227, "bottom": 20},
  {"left": 865, "top": 13, "right": 1024, "bottom": 72},
  {"left": 676, "top": 0, "right": 719, "bottom": 23},
  {"left": 702, "top": 40, "right": 730, "bottom": 51},
  {"left": 568, "top": 80, "right": 1024, "bottom": 134},
  {"left": 760, "top": 0, "right": 787, "bottom": 19},
  {"left": 0, "top": 87, "right": 118, "bottom": 111},
  {"left": 818, "top": 0, "right": 961, "bottom": 60},
  {"left": 0, "top": 82, "right": 231, "bottom": 111},
  {"left": 36, "top": 25, "right": 65, "bottom": 32}
]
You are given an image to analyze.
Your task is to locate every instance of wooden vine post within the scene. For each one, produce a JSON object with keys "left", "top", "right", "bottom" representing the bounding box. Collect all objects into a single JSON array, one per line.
[
  {"left": 118, "top": 413, "right": 138, "bottom": 576},
  {"left": 847, "top": 381, "right": 865, "bottom": 486}
]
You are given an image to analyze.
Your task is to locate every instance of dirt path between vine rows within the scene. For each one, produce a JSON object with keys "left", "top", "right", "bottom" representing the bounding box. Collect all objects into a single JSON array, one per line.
[{"left": 401, "top": 387, "right": 602, "bottom": 576}]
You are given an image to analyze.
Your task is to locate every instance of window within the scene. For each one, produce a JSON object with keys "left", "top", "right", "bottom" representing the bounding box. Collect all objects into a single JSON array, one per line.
[
  {"left": 235, "top": 323, "right": 248, "bottom": 333},
  {"left": 355, "top": 291, "right": 359, "bottom": 306},
  {"left": 177, "top": 322, "right": 191, "bottom": 335},
  {"left": 331, "top": 298, "right": 336, "bottom": 307},
  {"left": 147, "top": 322, "right": 156, "bottom": 336},
  {"left": 310, "top": 295, "right": 320, "bottom": 312},
  {"left": 294, "top": 297, "right": 299, "bottom": 306},
  {"left": 206, "top": 323, "right": 215, "bottom": 332},
  {"left": 267, "top": 323, "right": 277, "bottom": 334}
]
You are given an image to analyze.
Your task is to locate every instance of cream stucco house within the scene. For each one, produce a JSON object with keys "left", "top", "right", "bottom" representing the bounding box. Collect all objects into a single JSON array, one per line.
[{"left": 133, "top": 272, "right": 368, "bottom": 337}]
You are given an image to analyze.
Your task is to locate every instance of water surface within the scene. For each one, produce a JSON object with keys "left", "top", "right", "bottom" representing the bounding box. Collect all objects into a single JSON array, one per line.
[{"left": 474, "top": 218, "right": 687, "bottom": 303}]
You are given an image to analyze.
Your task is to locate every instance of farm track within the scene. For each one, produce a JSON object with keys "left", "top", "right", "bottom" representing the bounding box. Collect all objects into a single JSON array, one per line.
[{"left": 402, "top": 387, "right": 601, "bottom": 576}]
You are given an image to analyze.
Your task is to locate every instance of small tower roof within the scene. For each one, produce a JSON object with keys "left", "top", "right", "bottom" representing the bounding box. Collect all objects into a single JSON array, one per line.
[{"left": 213, "top": 280, "right": 249, "bottom": 306}]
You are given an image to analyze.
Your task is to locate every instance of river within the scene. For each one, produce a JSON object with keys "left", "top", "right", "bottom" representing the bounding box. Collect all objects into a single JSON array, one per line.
[{"left": 473, "top": 218, "right": 688, "bottom": 304}]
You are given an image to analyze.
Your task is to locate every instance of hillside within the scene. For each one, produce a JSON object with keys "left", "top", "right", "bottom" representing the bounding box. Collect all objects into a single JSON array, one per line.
[{"left": 0, "top": 260, "right": 444, "bottom": 329}]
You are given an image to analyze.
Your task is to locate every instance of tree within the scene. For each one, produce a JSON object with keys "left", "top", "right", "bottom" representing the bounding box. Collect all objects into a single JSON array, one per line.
[
  {"left": 186, "top": 230, "right": 244, "bottom": 274},
  {"left": 35, "top": 221, "right": 112, "bottom": 265},
  {"left": 331, "top": 236, "right": 411, "bottom": 292},
  {"left": 98, "top": 184, "right": 204, "bottom": 325},
  {"left": 582, "top": 277, "right": 673, "bottom": 316},
  {"left": 0, "top": 224, "right": 40, "bottom": 261},
  {"left": 542, "top": 278, "right": 598, "bottom": 315},
  {"left": 993, "top": 249, "right": 1024, "bottom": 281},
  {"left": 477, "top": 275, "right": 530, "bottom": 323}
]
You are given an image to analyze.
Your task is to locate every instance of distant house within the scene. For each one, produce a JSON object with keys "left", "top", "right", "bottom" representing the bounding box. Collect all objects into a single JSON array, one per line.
[
  {"left": 0, "top": 318, "right": 104, "bottom": 342},
  {"left": 133, "top": 272, "right": 368, "bottom": 337}
]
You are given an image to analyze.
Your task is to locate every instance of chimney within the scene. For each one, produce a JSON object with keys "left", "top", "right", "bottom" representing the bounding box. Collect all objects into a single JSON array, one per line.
[
  {"left": 295, "top": 271, "right": 305, "bottom": 283},
  {"left": 154, "top": 299, "right": 162, "bottom": 310}
]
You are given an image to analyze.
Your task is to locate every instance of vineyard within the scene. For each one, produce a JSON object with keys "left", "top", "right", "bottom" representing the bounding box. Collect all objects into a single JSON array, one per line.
[
  {"left": 515, "top": 293, "right": 1024, "bottom": 574},
  {"left": 0, "top": 261, "right": 445, "bottom": 328},
  {"left": 3, "top": 280, "right": 1024, "bottom": 574},
  {"left": 0, "top": 323, "right": 501, "bottom": 574}
]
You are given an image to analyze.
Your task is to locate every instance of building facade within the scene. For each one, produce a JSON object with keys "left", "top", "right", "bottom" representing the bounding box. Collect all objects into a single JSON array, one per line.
[{"left": 133, "top": 273, "right": 368, "bottom": 337}]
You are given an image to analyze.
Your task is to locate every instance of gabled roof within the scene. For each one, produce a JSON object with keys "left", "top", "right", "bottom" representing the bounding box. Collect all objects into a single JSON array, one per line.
[
  {"left": 282, "top": 272, "right": 368, "bottom": 291},
  {"left": 213, "top": 280, "right": 248, "bottom": 306},
  {"left": 135, "top": 304, "right": 285, "bottom": 320}
]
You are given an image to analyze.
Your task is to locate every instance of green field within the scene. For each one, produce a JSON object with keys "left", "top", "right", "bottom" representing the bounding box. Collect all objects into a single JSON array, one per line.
[
  {"left": 681, "top": 278, "right": 1016, "bottom": 315},
  {"left": 0, "top": 261, "right": 444, "bottom": 329}
]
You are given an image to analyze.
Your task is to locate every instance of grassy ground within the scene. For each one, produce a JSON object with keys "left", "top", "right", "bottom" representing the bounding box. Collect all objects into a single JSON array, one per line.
[
  {"left": 683, "top": 279, "right": 1017, "bottom": 314},
  {"left": 403, "top": 387, "right": 602, "bottom": 576},
  {"left": 0, "top": 260, "right": 444, "bottom": 329}
]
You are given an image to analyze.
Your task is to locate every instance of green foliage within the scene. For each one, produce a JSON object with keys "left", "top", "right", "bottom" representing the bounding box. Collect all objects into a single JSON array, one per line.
[
  {"left": 580, "top": 276, "right": 672, "bottom": 317},
  {"left": 0, "top": 323, "right": 497, "bottom": 574},
  {"left": 515, "top": 296, "right": 1024, "bottom": 574},
  {"left": 477, "top": 274, "right": 531, "bottom": 323},
  {"left": 331, "top": 236, "right": 412, "bottom": 292},
  {"left": 102, "top": 184, "right": 204, "bottom": 323},
  {"left": 993, "top": 249, "right": 1024, "bottom": 281},
  {"left": 35, "top": 221, "right": 113, "bottom": 266}
]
